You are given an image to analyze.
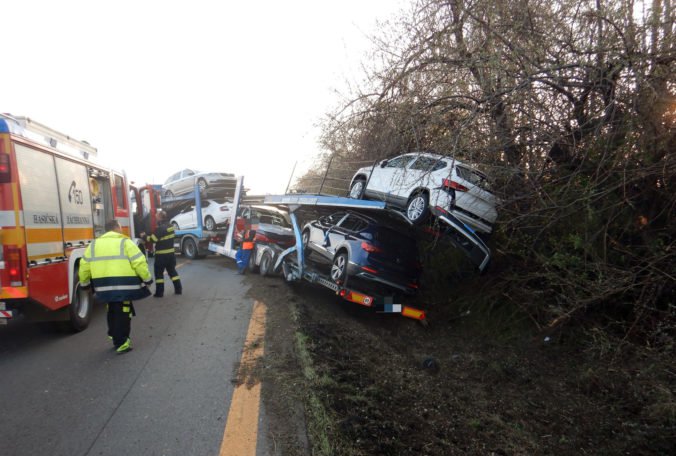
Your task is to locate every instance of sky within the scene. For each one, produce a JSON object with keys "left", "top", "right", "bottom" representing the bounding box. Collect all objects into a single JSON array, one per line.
[{"left": 2, "top": 0, "right": 405, "bottom": 194}]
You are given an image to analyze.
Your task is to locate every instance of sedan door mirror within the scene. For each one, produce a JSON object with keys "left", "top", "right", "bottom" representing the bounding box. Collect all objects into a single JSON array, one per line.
[{"left": 380, "top": 159, "right": 388, "bottom": 168}]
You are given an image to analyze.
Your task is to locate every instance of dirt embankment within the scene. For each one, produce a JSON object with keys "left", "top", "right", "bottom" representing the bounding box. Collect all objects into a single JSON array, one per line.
[{"left": 248, "top": 273, "right": 675, "bottom": 456}]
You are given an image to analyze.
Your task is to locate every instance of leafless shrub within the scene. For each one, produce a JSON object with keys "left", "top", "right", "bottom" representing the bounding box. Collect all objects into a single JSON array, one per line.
[{"left": 303, "top": 0, "right": 675, "bottom": 346}]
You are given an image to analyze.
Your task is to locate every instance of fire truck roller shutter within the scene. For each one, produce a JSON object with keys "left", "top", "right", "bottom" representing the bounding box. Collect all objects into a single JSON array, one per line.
[
  {"left": 55, "top": 157, "right": 94, "bottom": 246},
  {"left": 14, "top": 144, "right": 65, "bottom": 261}
]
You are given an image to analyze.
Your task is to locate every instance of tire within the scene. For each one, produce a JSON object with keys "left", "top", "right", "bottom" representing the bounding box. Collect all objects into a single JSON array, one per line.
[
  {"left": 406, "top": 192, "right": 430, "bottom": 224},
  {"left": 259, "top": 251, "right": 273, "bottom": 277},
  {"left": 182, "top": 237, "right": 197, "bottom": 259},
  {"left": 197, "top": 179, "right": 208, "bottom": 194},
  {"left": 248, "top": 248, "right": 259, "bottom": 273},
  {"left": 204, "top": 216, "right": 215, "bottom": 231},
  {"left": 301, "top": 229, "right": 312, "bottom": 259},
  {"left": 172, "top": 221, "right": 180, "bottom": 230},
  {"left": 68, "top": 279, "right": 92, "bottom": 332},
  {"left": 331, "top": 251, "right": 348, "bottom": 284},
  {"left": 349, "top": 178, "right": 366, "bottom": 199}
]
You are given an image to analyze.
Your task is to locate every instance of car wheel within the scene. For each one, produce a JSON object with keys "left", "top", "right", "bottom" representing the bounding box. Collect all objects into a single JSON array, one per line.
[
  {"left": 406, "top": 192, "right": 430, "bottom": 224},
  {"left": 198, "top": 178, "right": 208, "bottom": 194},
  {"left": 68, "top": 278, "right": 92, "bottom": 332},
  {"left": 331, "top": 251, "right": 348, "bottom": 284},
  {"left": 204, "top": 216, "right": 215, "bottom": 231},
  {"left": 183, "top": 237, "right": 197, "bottom": 259},
  {"left": 259, "top": 251, "right": 273, "bottom": 276},
  {"left": 172, "top": 221, "right": 180, "bottom": 230},
  {"left": 349, "top": 178, "right": 366, "bottom": 199},
  {"left": 164, "top": 189, "right": 174, "bottom": 198}
]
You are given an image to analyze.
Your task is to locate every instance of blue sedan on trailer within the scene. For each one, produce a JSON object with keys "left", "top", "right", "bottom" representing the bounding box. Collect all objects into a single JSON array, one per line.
[{"left": 301, "top": 211, "right": 422, "bottom": 295}]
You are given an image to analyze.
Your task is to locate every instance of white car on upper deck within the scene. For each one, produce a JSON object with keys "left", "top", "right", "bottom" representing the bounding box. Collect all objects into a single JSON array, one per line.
[
  {"left": 169, "top": 199, "right": 233, "bottom": 231},
  {"left": 348, "top": 152, "right": 498, "bottom": 234}
]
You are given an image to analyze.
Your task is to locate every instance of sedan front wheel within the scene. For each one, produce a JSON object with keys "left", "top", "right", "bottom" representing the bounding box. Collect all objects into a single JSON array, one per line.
[{"left": 204, "top": 216, "right": 215, "bottom": 231}]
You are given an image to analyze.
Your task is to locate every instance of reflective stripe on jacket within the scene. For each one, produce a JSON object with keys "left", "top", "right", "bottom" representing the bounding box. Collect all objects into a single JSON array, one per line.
[
  {"left": 79, "top": 231, "right": 152, "bottom": 302},
  {"left": 147, "top": 222, "right": 175, "bottom": 255}
]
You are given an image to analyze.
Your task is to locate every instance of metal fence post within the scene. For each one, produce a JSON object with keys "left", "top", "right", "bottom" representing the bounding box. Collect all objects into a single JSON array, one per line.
[{"left": 318, "top": 154, "right": 335, "bottom": 194}]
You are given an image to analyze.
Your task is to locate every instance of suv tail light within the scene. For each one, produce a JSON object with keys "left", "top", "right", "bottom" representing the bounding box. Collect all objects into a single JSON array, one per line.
[
  {"left": 361, "top": 242, "right": 382, "bottom": 253},
  {"left": 442, "top": 178, "right": 468, "bottom": 192}
]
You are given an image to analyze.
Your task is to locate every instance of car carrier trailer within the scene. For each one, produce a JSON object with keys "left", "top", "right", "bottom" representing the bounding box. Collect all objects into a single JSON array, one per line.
[
  {"left": 159, "top": 182, "right": 229, "bottom": 259},
  {"left": 208, "top": 177, "right": 492, "bottom": 322}
]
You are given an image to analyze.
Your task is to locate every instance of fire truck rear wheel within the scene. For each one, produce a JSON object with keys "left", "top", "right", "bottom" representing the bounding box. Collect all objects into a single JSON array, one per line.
[{"left": 68, "top": 280, "right": 92, "bottom": 332}]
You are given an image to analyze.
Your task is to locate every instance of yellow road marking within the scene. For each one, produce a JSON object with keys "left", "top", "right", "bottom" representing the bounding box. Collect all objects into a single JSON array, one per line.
[
  {"left": 219, "top": 300, "right": 267, "bottom": 456},
  {"left": 176, "top": 261, "right": 189, "bottom": 269}
]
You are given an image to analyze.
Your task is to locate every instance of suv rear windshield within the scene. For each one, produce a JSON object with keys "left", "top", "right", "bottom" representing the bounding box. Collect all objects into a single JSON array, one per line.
[{"left": 456, "top": 166, "right": 492, "bottom": 193}]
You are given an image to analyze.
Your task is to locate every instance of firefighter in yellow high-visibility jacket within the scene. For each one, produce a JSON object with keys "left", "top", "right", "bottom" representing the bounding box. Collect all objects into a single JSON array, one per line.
[{"left": 79, "top": 219, "right": 153, "bottom": 354}]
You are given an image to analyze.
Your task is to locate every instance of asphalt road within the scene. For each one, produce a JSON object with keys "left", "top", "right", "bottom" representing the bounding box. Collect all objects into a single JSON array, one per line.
[{"left": 0, "top": 256, "right": 273, "bottom": 456}]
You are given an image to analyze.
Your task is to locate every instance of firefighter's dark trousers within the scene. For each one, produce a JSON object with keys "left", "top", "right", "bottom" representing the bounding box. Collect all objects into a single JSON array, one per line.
[
  {"left": 154, "top": 253, "right": 182, "bottom": 297},
  {"left": 107, "top": 301, "right": 135, "bottom": 348}
]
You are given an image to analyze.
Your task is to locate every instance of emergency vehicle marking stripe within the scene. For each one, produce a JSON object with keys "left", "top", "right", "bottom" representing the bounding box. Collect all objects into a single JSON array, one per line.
[
  {"left": 28, "top": 249, "right": 63, "bottom": 260},
  {"left": 1, "top": 286, "right": 28, "bottom": 299},
  {"left": 63, "top": 227, "right": 94, "bottom": 241},
  {"left": 26, "top": 243, "right": 64, "bottom": 259},
  {"left": 25, "top": 228, "right": 63, "bottom": 243},
  {"left": 10, "top": 179, "right": 24, "bottom": 245},
  {"left": 0, "top": 228, "right": 25, "bottom": 244},
  {"left": 0, "top": 210, "right": 23, "bottom": 226}
]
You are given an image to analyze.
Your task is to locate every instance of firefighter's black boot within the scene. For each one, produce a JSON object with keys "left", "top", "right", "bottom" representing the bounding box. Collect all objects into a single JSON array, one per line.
[
  {"left": 154, "top": 281, "right": 164, "bottom": 297},
  {"left": 173, "top": 277, "right": 182, "bottom": 295}
]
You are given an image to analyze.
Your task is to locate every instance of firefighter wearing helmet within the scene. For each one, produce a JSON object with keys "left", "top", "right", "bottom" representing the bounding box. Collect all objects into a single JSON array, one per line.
[{"left": 141, "top": 210, "right": 183, "bottom": 297}]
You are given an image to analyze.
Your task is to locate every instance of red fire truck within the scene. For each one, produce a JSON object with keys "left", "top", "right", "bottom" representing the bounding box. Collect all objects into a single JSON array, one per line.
[{"left": 0, "top": 114, "right": 138, "bottom": 331}]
